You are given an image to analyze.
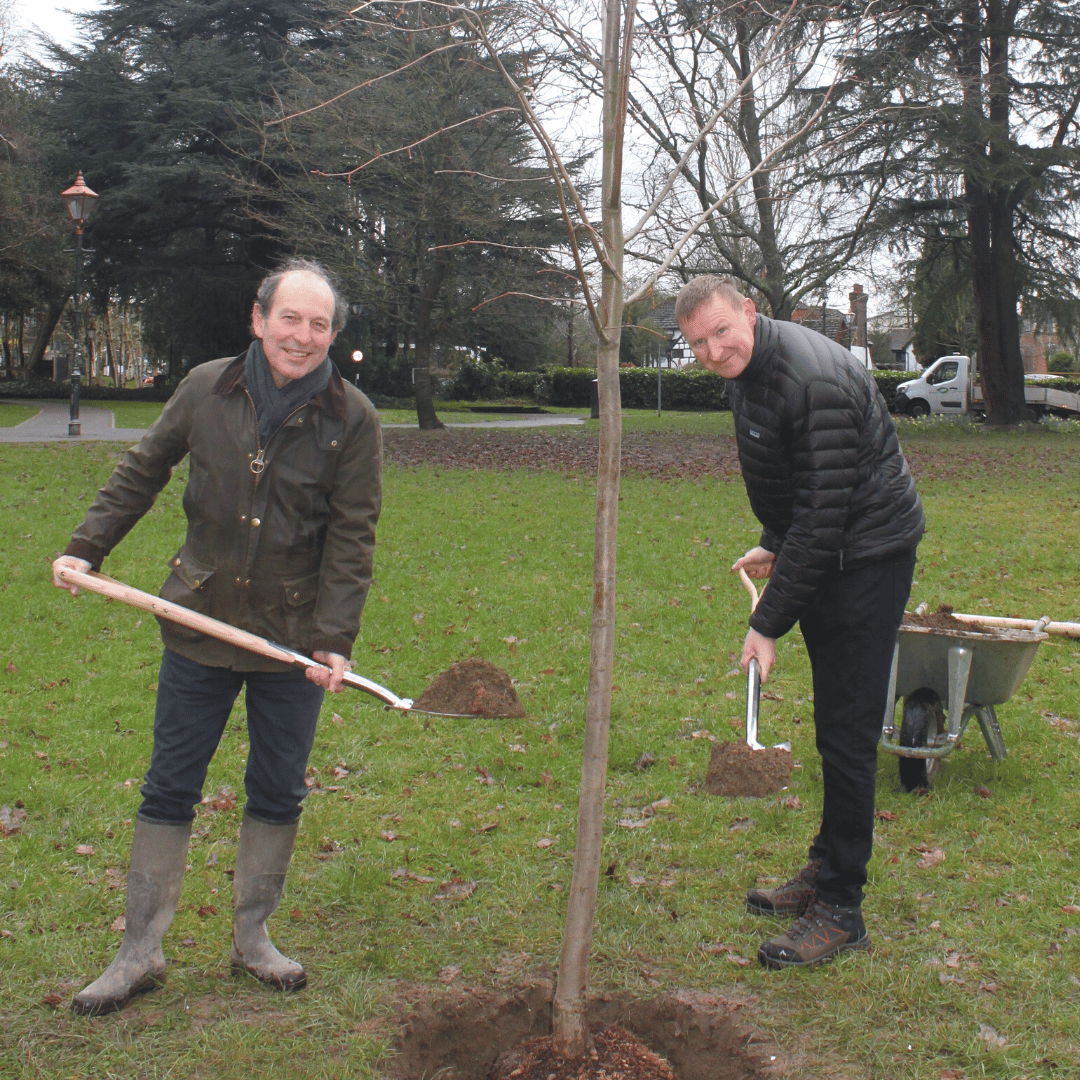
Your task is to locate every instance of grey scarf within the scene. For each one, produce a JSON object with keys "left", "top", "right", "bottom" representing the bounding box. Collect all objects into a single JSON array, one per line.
[{"left": 244, "top": 340, "right": 332, "bottom": 447}]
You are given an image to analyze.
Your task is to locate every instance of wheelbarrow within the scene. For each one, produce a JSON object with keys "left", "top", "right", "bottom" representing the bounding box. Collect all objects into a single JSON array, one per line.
[{"left": 880, "top": 611, "right": 1054, "bottom": 790}]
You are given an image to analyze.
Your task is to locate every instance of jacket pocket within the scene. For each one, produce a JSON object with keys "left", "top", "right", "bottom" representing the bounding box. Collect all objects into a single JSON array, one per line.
[
  {"left": 160, "top": 548, "right": 217, "bottom": 640},
  {"left": 282, "top": 570, "right": 320, "bottom": 648}
]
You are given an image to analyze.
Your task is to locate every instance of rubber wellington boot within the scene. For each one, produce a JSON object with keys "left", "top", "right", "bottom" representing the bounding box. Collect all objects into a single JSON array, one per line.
[
  {"left": 231, "top": 813, "right": 306, "bottom": 991},
  {"left": 71, "top": 815, "right": 191, "bottom": 1016}
]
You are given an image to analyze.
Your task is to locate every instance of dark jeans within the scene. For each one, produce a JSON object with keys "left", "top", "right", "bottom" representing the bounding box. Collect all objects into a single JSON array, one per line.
[
  {"left": 139, "top": 648, "right": 325, "bottom": 824},
  {"left": 799, "top": 548, "right": 916, "bottom": 907}
]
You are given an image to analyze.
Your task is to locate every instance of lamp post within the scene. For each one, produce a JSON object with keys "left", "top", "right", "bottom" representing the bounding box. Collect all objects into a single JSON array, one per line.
[{"left": 60, "top": 171, "right": 99, "bottom": 437}]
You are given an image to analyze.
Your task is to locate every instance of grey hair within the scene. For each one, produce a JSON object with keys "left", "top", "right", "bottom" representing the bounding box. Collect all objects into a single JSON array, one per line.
[
  {"left": 674, "top": 275, "right": 747, "bottom": 324},
  {"left": 255, "top": 258, "right": 348, "bottom": 332}
]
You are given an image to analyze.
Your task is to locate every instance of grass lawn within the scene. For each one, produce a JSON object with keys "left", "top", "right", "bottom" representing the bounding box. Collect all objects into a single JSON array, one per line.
[
  {"left": 0, "top": 421, "right": 1077, "bottom": 1078},
  {"left": 0, "top": 403, "right": 40, "bottom": 427}
]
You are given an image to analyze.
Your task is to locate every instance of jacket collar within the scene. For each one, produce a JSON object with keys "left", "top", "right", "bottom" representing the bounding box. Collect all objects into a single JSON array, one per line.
[
  {"left": 212, "top": 349, "right": 348, "bottom": 420},
  {"left": 735, "top": 313, "right": 773, "bottom": 383}
]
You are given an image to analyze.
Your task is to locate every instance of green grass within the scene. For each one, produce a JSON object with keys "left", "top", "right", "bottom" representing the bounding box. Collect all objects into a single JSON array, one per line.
[
  {"left": 100, "top": 401, "right": 169, "bottom": 429},
  {"left": 0, "top": 402, "right": 39, "bottom": 427},
  {"left": 0, "top": 425, "right": 1078, "bottom": 1078}
]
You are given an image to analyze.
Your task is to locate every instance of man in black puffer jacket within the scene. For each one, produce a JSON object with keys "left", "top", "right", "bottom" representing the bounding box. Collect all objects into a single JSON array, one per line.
[{"left": 676, "top": 276, "right": 925, "bottom": 970}]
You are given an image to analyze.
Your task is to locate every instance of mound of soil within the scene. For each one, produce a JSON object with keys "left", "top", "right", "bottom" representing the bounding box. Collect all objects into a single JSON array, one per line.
[
  {"left": 491, "top": 1025, "right": 676, "bottom": 1080},
  {"left": 704, "top": 741, "right": 792, "bottom": 798},
  {"left": 411, "top": 658, "right": 525, "bottom": 717},
  {"left": 902, "top": 610, "right": 995, "bottom": 634}
]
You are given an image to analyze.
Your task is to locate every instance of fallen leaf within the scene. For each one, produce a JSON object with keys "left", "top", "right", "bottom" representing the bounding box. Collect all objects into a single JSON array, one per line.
[
  {"left": 508, "top": 744, "right": 527, "bottom": 753},
  {"left": 110, "top": 915, "right": 126, "bottom": 933},
  {"left": 618, "top": 818, "right": 650, "bottom": 829},
  {"left": 435, "top": 878, "right": 477, "bottom": 900},
  {"left": 1061, "top": 904, "right": 1080, "bottom": 915},
  {"left": 75, "top": 845, "right": 95, "bottom": 857},
  {"left": 181, "top": 936, "right": 196, "bottom": 947},
  {"left": 929, "top": 920, "right": 941, "bottom": 930},
  {"left": 628, "top": 875, "right": 646, "bottom": 887},
  {"left": 727, "top": 954, "right": 753, "bottom": 967},
  {"left": 782, "top": 795, "right": 802, "bottom": 810},
  {"left": 41, "top": 993, "right": 63, "bottom": 1006},
  {"left": 201, "top": 788, "right": 237, "bottom": 812},
  {"left": 331, "top": 766, "right": 349, "bottom": 779},
  {"left": 540, "top": 668, "right": 555, "bottom": 675},
  {"left": 0, "top": 805, "right": 27, "bottom": 836},
  {"left": 977, "top": 1023, "right": 1007, "bottom": 1049},
  {"left": 197, "top": 905, "right": 217, "bottom": 918},
  {"left": 916, "top": 845, "right": 945, "bottom": 869},
  {"left": 290, "top": 908, "right": 302, "bottom": 920},
  {"left": 438, "top": 964, "right": 461, "bottom": 984},
  {"left": 978, "top": 981, "right": 1000, "bottom": 994},
  {"left": 635, "top": 751, "right": 655, "bottom": 771},
  {"left": 381, "top": 831, "right": 398, "bottom": 842},
  {"left": 875, "top": 809, "right": 898, "bottom": 821},
  {"left": 476, "top": 822, "right": 498, "bottom": 833},
  {"left": 33, "top": 750, "right": 48, "bottom": 760},
  {"left": 940, "top": 1071, "right": 965, "bottom": 1080},
  {"left": 974, "top": 785, "right": 992, "bottom": 798},
  {"left": 319, "top": 837, "right": 342, "bottom": 853},
  {"left": 536, "top": 838, "right": 554, "bottom": 849},
  {"left": 5, "top": 663, "right": 15, "bottom": 673}
]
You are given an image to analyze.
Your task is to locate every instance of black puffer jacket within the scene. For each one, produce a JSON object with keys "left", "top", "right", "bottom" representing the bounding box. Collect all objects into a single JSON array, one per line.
[{"left": 731, "top": 315, "right": 924, "bottom": 639}]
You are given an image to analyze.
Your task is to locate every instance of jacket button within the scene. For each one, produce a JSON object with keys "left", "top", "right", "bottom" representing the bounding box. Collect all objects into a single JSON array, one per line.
[
  {"left": 245, "top": 579, "right": 252, "bottom": 588},
  {"left": 173, "top": 558, "right": 181, "bottom": 566},
  {"left": 236, "top": 577, "right": 241, "bottom": 583},
  {"left": 251, "top": 518, "right": 260, "bottom": 527},
  {"left": 331, "top": 440, "right": 338, "bottom": 447},
  {"left": 292, "top": 591, "right": 301, "bottom": 600},
  {"left": 240, "top": 514, "right": 246, "bottom": 522},
  {"left": 297, "top": 418, "right": 303, "bottom": 425}
]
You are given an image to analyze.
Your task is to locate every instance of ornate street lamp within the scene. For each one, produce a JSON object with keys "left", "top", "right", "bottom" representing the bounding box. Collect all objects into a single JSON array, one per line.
[{"left": 60, "top": 171, "right": 99, "bottom": 436}]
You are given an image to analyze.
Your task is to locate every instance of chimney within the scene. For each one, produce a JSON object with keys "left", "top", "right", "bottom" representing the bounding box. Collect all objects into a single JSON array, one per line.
[{"left": 848, "top": 283, "right": 868, "bottom": 349}]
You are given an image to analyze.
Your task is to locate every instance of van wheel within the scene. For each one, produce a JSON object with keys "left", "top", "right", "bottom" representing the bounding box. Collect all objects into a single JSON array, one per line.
[
  {"left": 1025, "top": 406, "right": 1042, "bottom": 423},
  {"left": 908, "top": 400, "right": 930, "bottom": 419}
]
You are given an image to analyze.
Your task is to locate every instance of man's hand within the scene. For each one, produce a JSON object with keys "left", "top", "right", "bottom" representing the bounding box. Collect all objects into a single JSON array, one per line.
[
  {"left": 53, "top": 556, "right": 92, "bottom": 596},
  {"left": 731, "top": 546, "right": 776, "bottom": 580},
  {"left": 741, "top": 628, "right": 777, "bottom": 683},
  {"left": 307, "top": 651, "right": 349, "bottom": 693}
]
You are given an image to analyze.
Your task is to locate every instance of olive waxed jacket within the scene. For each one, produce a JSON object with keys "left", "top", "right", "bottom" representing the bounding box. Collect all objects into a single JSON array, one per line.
[
  {"left": 64, "top": 352, "right": 382, "bottom": 670},
  {"left": 730, "top": 315, "right": 924, "bottom": 641}
]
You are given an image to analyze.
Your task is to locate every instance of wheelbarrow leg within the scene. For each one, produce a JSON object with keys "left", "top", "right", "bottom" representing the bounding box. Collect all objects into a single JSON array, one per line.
[
  {"left": 974, "top": 704, "right": 1007, "bottom": 761},
  {"left": 946, "top": 645, "right": 974, "bottom": 742}
]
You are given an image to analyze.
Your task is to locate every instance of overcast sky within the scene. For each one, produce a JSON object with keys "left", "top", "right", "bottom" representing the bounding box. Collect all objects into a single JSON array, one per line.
[{"left": 7, "top": 0, "right": 102, "bottom": 60}]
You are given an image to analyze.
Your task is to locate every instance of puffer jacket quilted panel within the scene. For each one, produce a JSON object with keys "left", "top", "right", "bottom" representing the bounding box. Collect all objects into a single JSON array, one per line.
[{"left": 730, "top": 315, "right": 924, "bottom": 639}]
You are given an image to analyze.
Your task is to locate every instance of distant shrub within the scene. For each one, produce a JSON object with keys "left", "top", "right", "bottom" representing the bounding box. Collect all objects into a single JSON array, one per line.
[
  {"left": 1047, "top": 351, "right": 1076, "bottom": 373},
  {"left": 870, "top": 370, "right": 912, "bottom": 412}
]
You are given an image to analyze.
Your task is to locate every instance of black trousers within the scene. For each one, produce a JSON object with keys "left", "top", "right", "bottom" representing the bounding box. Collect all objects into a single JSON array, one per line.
[
  {"left": 139, "top": 648, "right": 325, "bottom": 824},
  {"left": 799, "top": 548, "right": 916, "bottom": 907}
]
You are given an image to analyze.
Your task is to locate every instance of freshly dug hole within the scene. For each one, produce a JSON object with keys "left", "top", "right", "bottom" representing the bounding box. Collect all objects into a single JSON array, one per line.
[
  {"left": 704, "top": 741, "right": 792, "bottom": 798},
  {"left": 491, "top": 1024, "right": 675, "bottom": 1080},
  {"left": 411, "top": 658, "right": 525, "bottom": 717},
  {"left": 379, "top": 980, "right": 783, "bottom": 1080}
]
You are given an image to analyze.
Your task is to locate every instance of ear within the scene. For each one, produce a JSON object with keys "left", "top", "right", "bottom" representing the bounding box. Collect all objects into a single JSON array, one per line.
[
  {"left": 743, "top": 297, "right": 757, "bottom": 323},
  {"left": 251, "top": 302, "right": 265, "bottom": 339}
]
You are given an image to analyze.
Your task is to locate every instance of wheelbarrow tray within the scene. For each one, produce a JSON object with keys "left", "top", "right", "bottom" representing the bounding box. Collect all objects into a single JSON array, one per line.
[{"left": 894, "top": 623, "right": 1046, "bottom": 707}]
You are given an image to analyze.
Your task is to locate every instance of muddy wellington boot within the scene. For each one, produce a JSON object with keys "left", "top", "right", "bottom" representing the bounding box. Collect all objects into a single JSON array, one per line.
[
  {"left": 231, "top": 813, "right": 306, "bottom": 991},
  {"left": 71, "top": 815, "right": 191, "bottom": 1016},
  {"left": 745, "top": 857, "right": 821, "bottom": 917}
]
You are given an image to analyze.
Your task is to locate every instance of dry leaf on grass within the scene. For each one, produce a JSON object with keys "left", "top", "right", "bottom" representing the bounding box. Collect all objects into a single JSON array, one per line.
[
  {"left": 875, "top": 809, "right": 898, "bottom": 821},
  {"left": 0, "top": 805, "right": 27, "bottom": 836},
  {"left": 1061, "top": 904, "right": 1080, "bottom": 915},
  {"left": 916, "top": 844, "right": 945, "bottom": 868},
  {"left": 381, "top": 830, "right": 398, "bottom": 842},
  {"left": 536, "top": 838, "right": 554, "bottom": 849},
  {"left": 75, "top": 845, "right": 95, "bottom": 857},
  {"left": 977, "top": 1024, "right": 1007, "bottom": 1049},
  {"left": 110, "top": 915, "right": 126, "bottom": 933},
  {"left": 435, "top": 878, "right": 477, "bottom": 901}
]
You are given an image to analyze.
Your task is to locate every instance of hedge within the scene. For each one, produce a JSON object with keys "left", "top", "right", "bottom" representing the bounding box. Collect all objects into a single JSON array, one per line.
[{"left": 0, "top": 377, "right": 175, "bottom": 402}]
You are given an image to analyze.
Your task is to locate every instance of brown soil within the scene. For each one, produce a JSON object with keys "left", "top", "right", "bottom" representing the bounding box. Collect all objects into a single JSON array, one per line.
[
  {"left": 703, "top": 741, "right": 793, "bottom": 798},
  {"left": 490, "top": 1025, "right": 676, "bottom": 1080},
  {"left": 901, "top": 610, "right": 995, "bottom": 634},
  {"left": 411, "top": 658, "right": 526, "bottom": 717},
  {"left": 379, "top": 980, "right": 784, "bottom": 1080}
]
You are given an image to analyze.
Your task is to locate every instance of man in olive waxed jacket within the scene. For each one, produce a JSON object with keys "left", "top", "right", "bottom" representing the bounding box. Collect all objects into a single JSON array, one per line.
[
  {"left": 677, "top": 274, "right": 924, "bottom": 972},
  {"left": 53, "top": 258, "right": 381, "bottom": 1015}
]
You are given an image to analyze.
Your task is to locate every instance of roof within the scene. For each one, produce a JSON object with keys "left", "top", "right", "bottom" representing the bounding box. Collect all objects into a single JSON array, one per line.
[
  {"left": 889, "top": 328, "right": 915, "bottom": 352},
  {"left": 791, "top": 306, "right": 850, "bottom": 345}
]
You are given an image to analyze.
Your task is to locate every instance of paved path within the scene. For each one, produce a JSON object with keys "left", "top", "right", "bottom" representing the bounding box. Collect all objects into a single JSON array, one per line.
[
  {"left": 0, "top": 400, "right": 148, "bottom": 443},
  {"left": 0, "top": 399, "right": 588, "bottom": 443}
]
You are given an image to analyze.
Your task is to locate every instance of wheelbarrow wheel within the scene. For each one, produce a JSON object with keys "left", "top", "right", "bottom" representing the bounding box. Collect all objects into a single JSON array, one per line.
[{"left": 899, "top": 688, "right": 945, "bottom": 791}]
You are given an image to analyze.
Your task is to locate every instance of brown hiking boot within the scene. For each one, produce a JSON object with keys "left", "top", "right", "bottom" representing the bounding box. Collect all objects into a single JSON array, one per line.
[
  {"left": 758, "top": 900, "right": 871, "bottom": 969},
  {"left": 745, "top": 859, "right": 820, "bottom": 916}
]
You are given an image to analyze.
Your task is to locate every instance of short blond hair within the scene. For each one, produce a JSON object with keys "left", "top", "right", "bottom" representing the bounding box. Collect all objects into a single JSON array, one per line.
[{"left": 675, "top": 275, "right": 747, "bottom": 325}]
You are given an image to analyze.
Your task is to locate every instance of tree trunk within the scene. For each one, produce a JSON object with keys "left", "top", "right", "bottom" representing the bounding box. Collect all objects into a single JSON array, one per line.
[
  {"left": 27, "top": 298, "right": 67, "bottom": 379},
  {"left": 551, "top": 0, "right": 630, "bottom": 1057},
  {"left": 413, "top": 262, "right": 447, "bottom": 430}
]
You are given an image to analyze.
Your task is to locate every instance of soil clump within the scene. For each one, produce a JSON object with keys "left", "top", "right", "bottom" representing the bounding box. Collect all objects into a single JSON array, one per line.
[
  {"left": 902, "top": 607, "right": 995, "bottom": 634},
  {"left": 704, "top": 741, "right": 792, "bottom": 798},
  {"left": 490, "top": 1025, "right": 676, "bottom": 1080},
  {"left": 411, "top": 658, "right": 525, "bottom": 717}
]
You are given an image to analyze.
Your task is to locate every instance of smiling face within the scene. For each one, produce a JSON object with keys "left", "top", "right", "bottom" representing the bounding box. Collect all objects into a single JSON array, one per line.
[
  {"left": 678, "top": 292, "right": 758, "bottom": 379},
  {"left": 251, "top": 270, "right": 339, "bottom": 387}
]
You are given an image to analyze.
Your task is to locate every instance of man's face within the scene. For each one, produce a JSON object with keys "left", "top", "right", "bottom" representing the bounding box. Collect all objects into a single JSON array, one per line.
[
  {"left": 252, "top": 271, "right": 339, "bottom": 387},
  {"left": 678, "top": 293, "right": 757, "bottom": 379}
]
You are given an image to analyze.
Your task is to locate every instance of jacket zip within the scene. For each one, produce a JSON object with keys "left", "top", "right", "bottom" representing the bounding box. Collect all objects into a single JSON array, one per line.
[{"left": 244, "top": 388, "right": 309, "bottom": 475}]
